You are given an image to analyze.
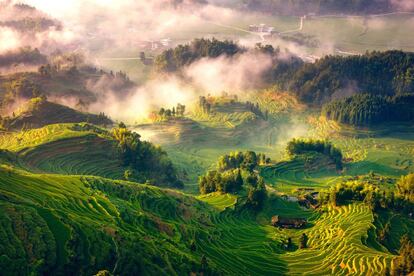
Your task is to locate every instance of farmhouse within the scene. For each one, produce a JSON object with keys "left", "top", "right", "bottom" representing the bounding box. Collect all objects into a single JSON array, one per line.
[
  {"left": 249, "top": 23, "right": 275, "bottom": 33},
  {"left": 271, "top": 215, "right": 307, "bottom": 229}
]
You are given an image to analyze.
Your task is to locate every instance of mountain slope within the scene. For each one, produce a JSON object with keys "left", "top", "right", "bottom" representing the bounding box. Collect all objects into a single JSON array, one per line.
[{"left": 2, "top": 98, "right": 112, "bottom": 130}]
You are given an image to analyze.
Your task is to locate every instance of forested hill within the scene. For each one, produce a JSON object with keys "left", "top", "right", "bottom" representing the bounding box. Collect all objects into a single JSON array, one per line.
[
  {"left": 154, "top": 39, "right": 303, "bottom": 83},
  {"left": 275, "top": 51, "right": 414, "bottom": 104},
  {"left": 322, "top": 94, "right": 414, "bottom": 126},
  {"left": 154, "top": 38, "right": 243, "bottom": 72},
  {"left": 227, "top": 0, "right": 413, "bottom": 15}
]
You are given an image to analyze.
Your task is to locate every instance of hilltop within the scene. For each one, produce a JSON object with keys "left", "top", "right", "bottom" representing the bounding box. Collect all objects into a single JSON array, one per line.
[{"left": 0, "top": 97, "right": 112, "bottom": 130}]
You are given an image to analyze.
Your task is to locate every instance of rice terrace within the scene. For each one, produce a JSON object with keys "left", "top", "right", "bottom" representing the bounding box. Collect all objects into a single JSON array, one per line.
[{"left": 0, "top": 1, "right": 413, "bottom": 275}]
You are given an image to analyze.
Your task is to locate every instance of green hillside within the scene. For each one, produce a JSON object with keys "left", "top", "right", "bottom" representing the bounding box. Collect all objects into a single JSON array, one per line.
[
  {"left": 1, "top": 98, "right": 112, "bottom": 130},
  {"left": 1, "top": 164, "right": 406, "bottom": 275}
]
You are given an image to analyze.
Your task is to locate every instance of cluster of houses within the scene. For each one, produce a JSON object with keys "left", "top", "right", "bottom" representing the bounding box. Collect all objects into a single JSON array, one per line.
[
  {"left": 271, "top": 215, "right": 307, "bottom": 229},
  {"left": 248, "top": 23, "right": 275, "bottom": 34},
  {"left": 138, "top": 38, "right": 173, "bottom": 51}
]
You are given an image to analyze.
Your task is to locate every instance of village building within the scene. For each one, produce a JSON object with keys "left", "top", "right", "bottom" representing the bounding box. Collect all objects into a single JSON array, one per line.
[{"left": 271, "top": 215, "right": 307, "bottom": 229}]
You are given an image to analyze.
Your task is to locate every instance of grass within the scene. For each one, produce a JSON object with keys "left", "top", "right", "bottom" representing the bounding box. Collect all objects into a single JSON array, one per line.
[
  {"left": 197, "top": 192, "right": 238, "bottom": 211},
  {"left": 0, "top": 125, "right": 408, "bottom": 274},
  {"left": 281, "top": 203, "right": 394, "bottom": 275},
  {"left": 0, "top": 95, "right": 412, "bottom": 274}
]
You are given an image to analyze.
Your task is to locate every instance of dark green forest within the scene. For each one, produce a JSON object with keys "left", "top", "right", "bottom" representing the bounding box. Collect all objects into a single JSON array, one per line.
[
  {"left": 113, "top": 124, "right": 183, "bottom": 188},
  {"left": 322, "top": 94, "right": 414, "bottom": 126},
  {"left": 154, "top": 38, "right": 243, "bottom": 72},
  {"left": 279, "top": 51, "right": 414, "bottom": 104},
  {"left": 287, "top": 139, "right": 343, "bottom": 169}
]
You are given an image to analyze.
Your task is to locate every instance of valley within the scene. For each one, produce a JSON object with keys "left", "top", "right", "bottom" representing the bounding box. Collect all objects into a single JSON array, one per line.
[{"left": 0, "top": 1, "right": 413, "bottom": 275}]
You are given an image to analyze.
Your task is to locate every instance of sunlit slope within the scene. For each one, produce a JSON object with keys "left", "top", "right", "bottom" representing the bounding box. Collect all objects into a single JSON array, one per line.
[
  {"left": 0, "top": 123, "right": 123, "bottom": 179},
  {"left": 0, "top": 169, "right": 212, "bottom": 275},
  {"left": 282, "top": 204, "right": 394, "bottom": 275},
  {"left": 0, "top": 164, "right": 401, "bottom": 275},
  {"left": 4, "top": 99, "right": 112, "bottom": 130}
]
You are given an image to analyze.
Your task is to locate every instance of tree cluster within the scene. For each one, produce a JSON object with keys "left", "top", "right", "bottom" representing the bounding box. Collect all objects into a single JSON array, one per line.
[
  {"left": 287, "top": 139, "right": 343, "bottom": 170},
  {"left": 0, "top": 47, "right": 47, "bottom": 68},
  {"left": 272, "top": 51, "right": 414, "bottom": 104},
  {"left": 245, "top": 173, "right": 267, "bottom": 210},
  {"left": 154, "top": 38, "right": 243, "bottom": 72},
  {"left": 199, "top": 151, "right": 268, "bottom": 210},
  {"left": 113, "top": 123, "right": 183, "bottom": 188},
  {"left": 396, "top": 174, "right": 414, "bottom": 203},
  {"left": 319, "top": 181, "right": 414, "bottom": 214},
  {"left": 245, "top": 101, "right": 269, "bottom": 120},
  {"left": 198, "top": 169, "right": 243, "bottom": 194},
  {"left": 322, "top": 94, "right": 414, "bottom": 126},
  {"left": 217, "top": 151, "right": 270, "bottom": 172},
  {"left": 158, "top": 103, "right": 186, "bottom": 118},
  {"left": 198, "top": 96, "right": 212, "bottom": 114},
  {"left": 392, "top": 235, "right": 414, "bottom": 276}
]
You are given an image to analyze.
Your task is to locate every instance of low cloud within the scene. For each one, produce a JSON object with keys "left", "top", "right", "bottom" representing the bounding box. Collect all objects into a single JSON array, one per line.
[{"left": 184, "top": 52, "right": 273, "bottom": 94}]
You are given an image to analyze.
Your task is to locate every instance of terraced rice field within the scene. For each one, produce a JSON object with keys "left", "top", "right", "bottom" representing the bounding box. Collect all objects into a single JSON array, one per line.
[
  {"left": 0, "top": 110, "right": 412, "bottom": 274},
  {"left": 282, "top": 204, "right": 394, "bottom": 275},
  {"left": 0, "top": 149, "right": 402, "bottom": 275},
  {"left": 18, "top": 135, "right": 122, "bottom": 179},
  {"left": 261, "top": 158, "right": 341, "bottom": 193},
  {"left": 197, "top": 192, "right": 238, "bottom": 211}
]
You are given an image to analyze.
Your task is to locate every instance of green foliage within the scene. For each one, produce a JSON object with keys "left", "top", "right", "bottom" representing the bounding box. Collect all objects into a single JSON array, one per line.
[
  {"left": 287, "top": 138, "right": 343, "bottom": 170},
  {"left": 396, "top": 173, "right": 414, "bottom": 203},
  {"left": 199, "top": 151, "right": 268, "bottom": 210},
  {"left": 0, "top": 98, "right": 112, "bottom": 130},
  {"left": 299, "top": 233, "right": 308, "bottom": 249},
  {"left": 217, "top": 151, "right": 269, "bottom": 172},
  {"left": 322, "top": 94, "right": 414, "bottom": 126},
  {"left": 392, "top": 235, "right": 414, "bottom": 276},
  {"left": 198, "top": 169, "right": 243, "bottom": 194},
  {"left": 320, "top": 181, "right": 414, "bottom": 214},
  {"left": 246, "top": 176, "right": 267, "bottom": 210},
  {"left": 154, "top": 38, "right": 242, "bottom": 72},
  {"left": 273, "top": 51, "right": 414, "bottom": 104},
  {"left": 112, "top": 125, "right": 183, "bottom": 188}
]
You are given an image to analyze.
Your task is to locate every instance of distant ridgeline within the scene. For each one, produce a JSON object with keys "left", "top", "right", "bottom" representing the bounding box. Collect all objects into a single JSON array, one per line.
[
  {"left": 154, "top": 38, "right": 242, "bottom": 72},
  {"left": 0, "top": 97, "right": 112, "bottom": 130},
  {"left": 154, "top": 38, "right": 303, "bottom": 81},
  {"left": 322, "top": 94, "right": 414, "bottom": 126},
  {"left": 234, "top": 0, "right": 413, "bottom": 15},
  {"left": 273, "top": 51, "right": 414, "bottom": 104},
  {"left": 0, "top": 47, "right": 47, "bottom": 68}
]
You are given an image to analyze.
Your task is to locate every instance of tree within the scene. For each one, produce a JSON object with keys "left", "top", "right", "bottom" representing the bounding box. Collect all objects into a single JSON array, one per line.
[
  {"left": 392, "top": 235, "right": 414, "bottom": 276},
  {"left": 118, "top": 122, "right": 126, "bottom": 129},
  {"left": 234, "top": 169, "right": 243, "bottom": 191},
  {"left": 396, "top": 174, "right": 414, "bottom": 202},
  {"left": 299, "top": 233, "right": 308, "bottom": 249},
  {"left": 200, "top": 255, "right": 208, "bottom": 272},
  {"left": 287, "top": 237, "right": 293, "bottom": 249},
  {"left": 246, "top": 176, "right": 267, "bottom": 210},
  {"left": 158, "top": 108, "right": 165, "bottom": 117},
  {"left": 124, "top": 169, "right": 133, "bottom": 180},
  {"left": 95, "top": 270, "right": 112, "bottom": 276},
  {"left": 112, "top": 125, "right": 183, "bottom": 188}
]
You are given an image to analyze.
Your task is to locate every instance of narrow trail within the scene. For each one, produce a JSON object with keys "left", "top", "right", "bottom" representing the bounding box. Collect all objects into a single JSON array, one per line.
[
  {"left": 111, "top": 236, "right": 120, "bottom": 274},
  {"left": 279, "top": 16, "right": 305, "bottom": 34},
  {"left": 206, "top": 20, "right": 265, "bottom": 41}
]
